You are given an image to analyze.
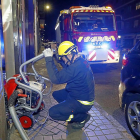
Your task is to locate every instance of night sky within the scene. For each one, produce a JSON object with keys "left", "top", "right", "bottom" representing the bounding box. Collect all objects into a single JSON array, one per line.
[{"left": 44, "top": 0, "right": 98, "bottom": 40}]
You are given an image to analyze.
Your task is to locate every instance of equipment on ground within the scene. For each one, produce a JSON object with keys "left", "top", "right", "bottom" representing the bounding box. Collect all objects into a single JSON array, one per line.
[{"left": 4, "top": 53, "right": 53, "bottom": 139}]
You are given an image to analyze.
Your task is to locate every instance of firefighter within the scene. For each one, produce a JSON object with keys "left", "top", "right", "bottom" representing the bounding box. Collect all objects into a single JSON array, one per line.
[{"left": 43, "top": 41, "right": 95, "bottom": 129}]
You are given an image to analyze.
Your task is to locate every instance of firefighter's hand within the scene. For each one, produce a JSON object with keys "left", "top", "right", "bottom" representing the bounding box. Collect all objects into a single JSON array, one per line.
[{"left": 43, "top": 48, "right": 53, "bottom": 57}]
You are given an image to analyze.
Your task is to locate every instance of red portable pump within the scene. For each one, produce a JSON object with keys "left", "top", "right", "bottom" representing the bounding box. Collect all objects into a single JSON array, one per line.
[{"left": 4, "top": 53, "right": 52, "bottom": 134}]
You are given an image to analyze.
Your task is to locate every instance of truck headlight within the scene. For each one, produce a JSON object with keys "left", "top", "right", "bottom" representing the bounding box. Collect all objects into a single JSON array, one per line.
[
  {"left": 118, "top": 35, "right": 121, "bottom": 39},
  {"left": 101, "top": 43, "right": 109, "bottom": 49},
  {"left": 115, "top": 53, "right": 119, "bottom": 57},
  {"left": 87, "top": 44, "right": 93, "bottom": 51}
]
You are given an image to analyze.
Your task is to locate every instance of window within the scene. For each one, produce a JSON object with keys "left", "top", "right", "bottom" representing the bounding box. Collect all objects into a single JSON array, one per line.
[
  {"left": 126, "top": 5, "right": 131, "bottom": 13},
  {"left": 125, "top": 21, "right": 130, "bottom": 29},
  {"left": 136, "top": 2, "right": 140, "bottom": 10},
  {"left": 134, "top": 20, "right": 139, "bottom": 28},
  {"left": 135, "top": 41, "right": 140, "bottom": 51},
  {"left": 121, "top": 9, "right": 124, "bottom": 15},
  {"left": 73, "top": 13, "right": 116, "bottom": 32},
  {"left": 116, "top": 16, "right": 122, "bottom": 30}
]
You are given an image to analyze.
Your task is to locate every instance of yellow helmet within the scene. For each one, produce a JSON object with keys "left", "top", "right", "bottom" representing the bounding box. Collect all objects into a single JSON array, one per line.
[{"left": 58, "top": 41, "right": 78, "bottom": 57}]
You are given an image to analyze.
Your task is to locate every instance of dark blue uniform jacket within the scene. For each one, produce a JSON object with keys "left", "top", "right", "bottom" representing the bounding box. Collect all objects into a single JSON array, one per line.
[{"left": 45, "top": 57, "right": 95, "bottom": 102}]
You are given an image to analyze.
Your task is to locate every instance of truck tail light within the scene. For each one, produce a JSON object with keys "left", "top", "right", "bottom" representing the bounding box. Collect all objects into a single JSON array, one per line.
[{"left": 122, "top": 54, "right": 128, "bottom": 66}]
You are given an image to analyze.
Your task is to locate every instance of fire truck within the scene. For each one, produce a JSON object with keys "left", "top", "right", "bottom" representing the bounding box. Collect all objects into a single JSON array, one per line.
[{"left": 55, "top": 5, "right": 120, "bottom": 64}]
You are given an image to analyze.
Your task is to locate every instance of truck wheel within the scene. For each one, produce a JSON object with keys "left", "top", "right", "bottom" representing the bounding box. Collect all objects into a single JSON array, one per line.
[{"left": 125, "top": 94, "right": 140, "bottom": 139}]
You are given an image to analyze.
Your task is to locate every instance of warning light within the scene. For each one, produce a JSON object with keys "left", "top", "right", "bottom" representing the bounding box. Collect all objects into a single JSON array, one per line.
[
  {"left": 70, "top": 6, "right": 82, "bottom": 9},
  {"left": 105, "top": 6, "right": 112, "bottom": 9}
]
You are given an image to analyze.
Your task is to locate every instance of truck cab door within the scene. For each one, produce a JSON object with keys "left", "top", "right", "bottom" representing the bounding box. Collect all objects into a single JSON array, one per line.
[{"left": 60, "top": 14, "right": 72, "bottom": 41}]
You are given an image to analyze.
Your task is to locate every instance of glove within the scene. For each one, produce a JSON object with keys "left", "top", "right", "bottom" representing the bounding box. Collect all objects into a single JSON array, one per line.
[{"left": 43, "top": 48, "right": 53, "bottom": 57}]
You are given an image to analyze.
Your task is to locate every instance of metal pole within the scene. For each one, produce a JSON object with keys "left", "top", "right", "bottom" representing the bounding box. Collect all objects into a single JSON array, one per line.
[
  {"left": 34, "top": 0, "right": 38, "bottom": 56},
  {"left": 1, "top": 0, "right": 15, "bottom": 79},
  {"left": 21, "top": 0, "right": 26, "bottom": 72},
  {"left": 0, "top": 19, "right": 7, "bottom": 140}
]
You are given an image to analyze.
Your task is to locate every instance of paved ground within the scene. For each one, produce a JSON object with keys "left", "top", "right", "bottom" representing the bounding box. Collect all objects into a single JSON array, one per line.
[
  {"left": 8, "top": 47, "right": 135, "bottom": 140},
  {"left": 8, "top": 97, "right": 135, "bottom": 140}
]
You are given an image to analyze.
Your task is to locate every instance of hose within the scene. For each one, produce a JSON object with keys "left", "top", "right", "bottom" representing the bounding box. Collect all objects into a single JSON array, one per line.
[
  {"left": 8, "top": 90, "right": 29, "bottom": 140},
  {"left": 9, "top": 106, "right": 29, "bottom": 140}
]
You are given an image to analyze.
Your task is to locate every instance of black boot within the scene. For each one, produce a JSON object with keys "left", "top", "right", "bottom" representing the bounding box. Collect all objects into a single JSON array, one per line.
[{"left": 71, "top": 114, "right": 91, "bottom": 129}]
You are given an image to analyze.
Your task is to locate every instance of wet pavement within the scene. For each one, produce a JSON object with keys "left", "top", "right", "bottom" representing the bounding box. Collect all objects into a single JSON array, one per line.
[{"left": 8, "top": 47, "right": 135, "bottom": 140}]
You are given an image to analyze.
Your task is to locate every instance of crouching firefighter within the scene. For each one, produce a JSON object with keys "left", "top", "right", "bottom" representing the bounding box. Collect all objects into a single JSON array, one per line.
[{"left": 43, "top": 41, "right": 95, "bottom": 129}]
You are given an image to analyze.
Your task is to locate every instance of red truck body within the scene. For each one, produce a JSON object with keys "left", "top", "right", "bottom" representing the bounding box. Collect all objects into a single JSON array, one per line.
[{"left": 55, "top": 5, "right": 120, "bottom": 64}]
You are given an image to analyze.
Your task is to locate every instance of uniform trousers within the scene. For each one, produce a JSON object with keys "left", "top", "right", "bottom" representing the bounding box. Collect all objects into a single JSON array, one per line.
[{"left": 49, "top": 89, "right": 92, "bottom": 122}]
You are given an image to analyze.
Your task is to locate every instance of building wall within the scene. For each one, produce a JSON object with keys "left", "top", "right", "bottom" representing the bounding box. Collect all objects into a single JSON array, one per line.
[{"left": 27, "top": 0, "right": 35, "bottom": 60}]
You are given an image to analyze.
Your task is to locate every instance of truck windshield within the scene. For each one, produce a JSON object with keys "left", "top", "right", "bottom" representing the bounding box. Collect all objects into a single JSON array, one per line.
[{"left": 73, "top": 12, "right": 116, "bottom": 32}]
